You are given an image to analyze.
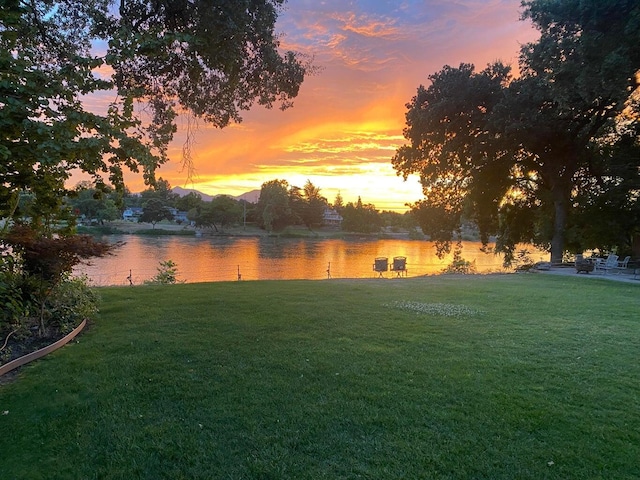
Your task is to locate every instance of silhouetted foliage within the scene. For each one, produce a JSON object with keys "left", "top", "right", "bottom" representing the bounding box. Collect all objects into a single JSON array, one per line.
[
  {"left": 341, "top": 197, "right": 382, "bottom": 233},
  {"left": 393, "top": 0, "right": 640, "bottom": 263},
  {"left": 192, "top": 196, "right": 242, "bottom": 232},
  {"left": 139, "top": 199, "right": 174, "bottom": 228},
  {"left": 256, "top": 179, "right": 293, "bottom": 232},
  {"left": 1, "top": 0, "right": 309, "bottom": 226},
  {"left": 5, "top": 226, "right": 113, "bottom": 284}
]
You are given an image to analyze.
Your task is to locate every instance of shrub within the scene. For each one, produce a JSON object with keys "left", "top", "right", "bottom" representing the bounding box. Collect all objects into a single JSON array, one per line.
[
  {"left": 442, "top": 242, "right": 477, "bottom": 274},
  {"left": 0, "top": 254, "right": 27, "bottom": 332},
  {"left": 45, "top": 275, "right": 99, "bottom": 335},
  {"left": 513, "top": 248, "right": 535, "bottom": 271},
  {"left": 2, "top": 224, "right": 114, "bottom": 336},
  {"left": 408, "top": 227, "right": 425, "bottom": 240},
  {"left": 144, "top": 260, "right": 182, "bottom": 285}
]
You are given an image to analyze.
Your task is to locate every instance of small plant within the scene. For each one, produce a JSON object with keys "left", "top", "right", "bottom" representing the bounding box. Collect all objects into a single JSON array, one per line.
[
  {"left": 145, "top": 260, "right": 182, "bottom": 285},
  {"left": 442, "top": 242, "right": 477, "bottom": 274},
  {"left": 0, "top": 253, "right": 29, "bottom": 333},
  {"left": 513, "top": 248, "right": 535, "bottom": 271}
]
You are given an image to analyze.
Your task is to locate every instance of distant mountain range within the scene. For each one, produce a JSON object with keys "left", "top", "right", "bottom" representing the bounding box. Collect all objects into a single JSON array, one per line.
[{"left": 171, "top": 186, "right": 260, "bottom": 204}]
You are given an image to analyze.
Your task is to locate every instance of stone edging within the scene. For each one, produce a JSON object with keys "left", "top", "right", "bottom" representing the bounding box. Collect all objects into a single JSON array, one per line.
[{"left": 0, "top": 319, "right": 87, "bottom": 377}]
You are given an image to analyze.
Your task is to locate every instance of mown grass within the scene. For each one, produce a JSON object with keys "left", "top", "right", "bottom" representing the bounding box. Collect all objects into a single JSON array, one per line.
[{"left": 1, "top": 274, "right": 639, "bottom": 479}]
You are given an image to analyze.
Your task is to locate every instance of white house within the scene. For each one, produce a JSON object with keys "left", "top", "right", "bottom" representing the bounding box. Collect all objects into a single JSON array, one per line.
[
  {"left": 168, "top": 208, "right": 190, "bottom": 224},
  {"left": 122, "top": 207, "right": 143, "bottom": 221},
  {"left": 323, "top": 208, "right": 343, "bottom": 228}
]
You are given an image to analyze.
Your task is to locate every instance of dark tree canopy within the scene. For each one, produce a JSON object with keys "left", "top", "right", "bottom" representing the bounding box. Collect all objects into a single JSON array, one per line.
[
  {"left": 299, "top": 180, "right": 327, "bottom": 229},
  {"left": 0, "top": 0, "right": 309, "bottom": 228},
  {"left": 138, "top": 197, "right": 174, "bottom": 227},
  {"left": 113, "top": 0, "right": 307, "bottom": 128},
  {"left": 340, "top": 197, "right": 382, "bottom": 234},
  {"left": 191, "top": 195, "right": 242, "bottom": 232},
  {"left": 255, "top": 179, "right": 292, "bottom": 232},
  {"left": 254, "top": 179, "right": 328, "bottom": 231},
  {"left": 393, "top": 0, "right": 640, "bottom": 263}
]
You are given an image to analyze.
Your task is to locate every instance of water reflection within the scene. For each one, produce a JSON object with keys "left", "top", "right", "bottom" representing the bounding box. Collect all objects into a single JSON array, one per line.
[{"left": 75, "top": 235, "right": 546, "bottom": 286}]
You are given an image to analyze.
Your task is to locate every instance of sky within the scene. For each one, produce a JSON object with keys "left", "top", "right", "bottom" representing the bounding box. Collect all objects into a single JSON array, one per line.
[{"left": 116, "top": 0, "right": 540, "bottom": 211}]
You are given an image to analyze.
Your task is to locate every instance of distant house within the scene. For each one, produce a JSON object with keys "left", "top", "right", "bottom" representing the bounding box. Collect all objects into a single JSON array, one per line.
[
  {"left": 122, "top": 207, "right": 143, "bottom": 221},
  {"left": 323, "top": 208, "right": 343, "bottom": 228},
  {"left": 168, "top": 208, "right": 190, "bottom": 224}
]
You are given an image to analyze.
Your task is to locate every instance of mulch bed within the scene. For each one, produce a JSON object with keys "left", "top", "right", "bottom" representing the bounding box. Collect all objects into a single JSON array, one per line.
[{"left": 1, "top": 328, "right": 70, "bottom": 385}]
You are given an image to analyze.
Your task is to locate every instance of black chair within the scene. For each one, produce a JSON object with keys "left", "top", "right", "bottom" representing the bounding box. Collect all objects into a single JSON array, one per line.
[
  {"left": 390, "top": 256, "right": 407, "bottom": 277},
  {"left": 373, "top": 257, "right": 388, "bottom": 277}
]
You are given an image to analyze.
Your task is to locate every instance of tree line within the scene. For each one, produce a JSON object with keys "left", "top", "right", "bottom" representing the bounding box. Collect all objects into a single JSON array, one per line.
[{"left": 66, "top": 177, "right": 415, "bottom": 234}]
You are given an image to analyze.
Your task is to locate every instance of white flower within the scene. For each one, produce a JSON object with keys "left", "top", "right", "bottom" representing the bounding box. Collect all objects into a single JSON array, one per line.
[{"left": 383, "top": 300, "right": 481, "bottom": 317}]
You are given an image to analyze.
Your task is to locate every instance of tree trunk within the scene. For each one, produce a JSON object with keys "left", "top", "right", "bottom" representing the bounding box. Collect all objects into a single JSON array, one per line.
[{"left": 550, "top": 188, "right": 568, "bottom": 264}]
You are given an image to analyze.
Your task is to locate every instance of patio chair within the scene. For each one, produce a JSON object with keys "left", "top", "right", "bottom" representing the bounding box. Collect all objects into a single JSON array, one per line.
[
  {"left": 373, "top": 257, "right": 388, "bottom": 278},
  {"left": 617, "top": 256, "right": 631, "bottom": 269},
  {"left": 594, "top": 254, "right": 618, "bottom": 274},
  {"left": 390, "top": 256, "right": 407, "bottom": 277}
]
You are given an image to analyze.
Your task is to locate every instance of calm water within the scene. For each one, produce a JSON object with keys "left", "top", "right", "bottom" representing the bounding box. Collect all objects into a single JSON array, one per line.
[{"left": 75, "top": 235, "right": 547, "bottom": 286}]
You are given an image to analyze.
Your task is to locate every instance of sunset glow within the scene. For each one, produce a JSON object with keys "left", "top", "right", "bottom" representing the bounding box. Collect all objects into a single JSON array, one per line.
[{"left": 111, "top": 1, "right": 539, "bottom": 211}]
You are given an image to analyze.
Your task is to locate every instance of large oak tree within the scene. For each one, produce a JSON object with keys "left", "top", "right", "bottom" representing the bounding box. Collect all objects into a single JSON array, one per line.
[{"left": 393, "top": 0, "right": 640, "bottom": 263}]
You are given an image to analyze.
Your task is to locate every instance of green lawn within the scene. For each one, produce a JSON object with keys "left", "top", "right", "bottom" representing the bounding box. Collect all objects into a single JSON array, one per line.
[{"left": 1, "top": 274, "right": 639, "bottom": 479}]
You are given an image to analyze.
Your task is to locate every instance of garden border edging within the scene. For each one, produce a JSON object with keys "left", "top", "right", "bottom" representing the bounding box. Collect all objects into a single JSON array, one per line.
[{"left": 0, "top": 319, "right": 87, "bottom": 377}]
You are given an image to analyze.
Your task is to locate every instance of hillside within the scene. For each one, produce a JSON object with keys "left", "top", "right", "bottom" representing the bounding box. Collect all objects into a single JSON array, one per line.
[{"left": 171, "top": 186, "right": 260, "bottom": 203}]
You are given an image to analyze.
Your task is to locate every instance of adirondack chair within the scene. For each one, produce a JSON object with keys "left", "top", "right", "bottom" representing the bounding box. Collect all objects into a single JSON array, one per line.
[
  {"left": 594, "top": 254, "right": 619, "bottom": 274},
  {"left": 617, "top": 256, "right": 631, "bottom": 269}
]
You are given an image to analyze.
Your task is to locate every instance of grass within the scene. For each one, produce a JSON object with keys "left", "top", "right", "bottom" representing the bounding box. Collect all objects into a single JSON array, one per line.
[{"left": 1, "top": 274, "right": 639, "bottom": 479}]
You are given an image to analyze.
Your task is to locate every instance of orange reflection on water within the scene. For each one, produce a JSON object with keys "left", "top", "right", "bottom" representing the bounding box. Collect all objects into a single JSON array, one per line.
[{"left": 77, "top": 236, "right": 547, "bottom": 286}]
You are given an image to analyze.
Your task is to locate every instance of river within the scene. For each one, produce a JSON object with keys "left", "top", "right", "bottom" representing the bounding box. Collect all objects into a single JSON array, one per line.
[{"left": 74, "top": 235, "right": 548, "bottom": 286}]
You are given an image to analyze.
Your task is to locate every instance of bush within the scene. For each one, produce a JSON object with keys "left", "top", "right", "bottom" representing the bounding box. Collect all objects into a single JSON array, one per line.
[
  {"left": 408, "top": 228, "right": 425, "bottom": 240},
  {"left": 0, "top": 265, "right": 30, "bottom": 364},
  {"left": 144, "top": 260, "right": 182, "bottom": 285},
  {"left": 0, "top": 272, "right": 99, "bottom": 364},
  {"left": 45, "top": 275, "right": 99, "bottom": 335},
  {"left": 513, "top": 249, "right": 535, "bottom": 271},
  {"left": 2, "top": 225, "right": 114, "bottom": 336},
  {"left": 1, "top": 225, "right": 110, "bottom": 363},
  {"left": 442, "top": 242, "right": 477, "bottom": 274},
  {"left": 0, "top": 254, "right": 28, "bottom": 333}
]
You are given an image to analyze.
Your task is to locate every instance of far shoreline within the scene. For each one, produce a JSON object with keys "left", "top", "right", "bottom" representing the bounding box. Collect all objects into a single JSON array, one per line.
[{"left": 77, "top": 220, "right": 484, "bottom": 243}]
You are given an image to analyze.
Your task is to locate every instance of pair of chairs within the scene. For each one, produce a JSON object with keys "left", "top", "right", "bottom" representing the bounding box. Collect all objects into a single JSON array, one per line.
[
  {"left": 373, "top": 256, "right": 407, "bottom": 277},
  {"left": 593, "top": 254, "right": 631, "bottom": 274}
]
